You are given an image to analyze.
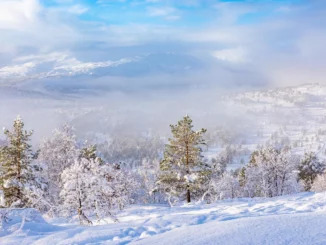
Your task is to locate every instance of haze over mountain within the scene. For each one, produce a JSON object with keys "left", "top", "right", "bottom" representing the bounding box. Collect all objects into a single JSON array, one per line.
[{"left": 1, "top": 0, "right": 326, "bottom": 93}]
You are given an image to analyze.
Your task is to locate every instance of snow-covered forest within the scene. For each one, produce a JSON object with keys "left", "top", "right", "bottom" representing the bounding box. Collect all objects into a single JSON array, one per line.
[
  {"left": 1, "top": 110, "right": 325, "bottom": 216},
  {"left": 2, "top": 84, "right": 326, "bottom": 244}
]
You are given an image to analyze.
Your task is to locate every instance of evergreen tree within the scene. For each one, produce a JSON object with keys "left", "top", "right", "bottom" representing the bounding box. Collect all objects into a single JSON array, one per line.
[
  {"left": 80, "top": 143, "right": 103, "bottom": 163},
  {"left": 298, "top": 152, "right": 325, "bottom": 191},
  {"left": 157, "top": 115, "right": 210, "bottom": 204},
  {"left": 238, "top": 167, "right": 246, "bottom": 187},
  {"left": 0, "top": 116, "right": 44, "bottom": 208}
]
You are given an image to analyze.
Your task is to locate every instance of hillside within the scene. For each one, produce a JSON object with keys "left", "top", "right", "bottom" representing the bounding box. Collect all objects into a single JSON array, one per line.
[{"left": 1, "top": 192, "right": 326, "bottom": 245}]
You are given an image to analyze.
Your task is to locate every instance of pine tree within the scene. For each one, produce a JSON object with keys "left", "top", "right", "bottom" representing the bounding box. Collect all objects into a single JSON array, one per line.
[
  {"left": 0, "top": 116, "right": 43, "bottom": 208},
  {"left": 157, "top": 115, "right": 210, "bottom": 204},
  {"left": 238, "top": 167, "right": 246, "bottom": 187},
  {"left": 80, "top": 143, "right": 103, "bottom": 163},
  {"left": 298, "top": 152, "right": 325, "bottom": 191}
]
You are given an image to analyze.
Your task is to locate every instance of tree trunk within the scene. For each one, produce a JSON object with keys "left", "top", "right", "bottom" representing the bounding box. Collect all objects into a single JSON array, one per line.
[
  {"left": 77, "top": 206, "right": 92, "bottom": 225},
  {"left": 186, "top": 140, "right": 191, "bottom": 203},
  {"left": 17, "top": 135, "right": 22, "bottom": 205},
  {"left": 186, "top": 188, "right": 191, "bottom": 203}
]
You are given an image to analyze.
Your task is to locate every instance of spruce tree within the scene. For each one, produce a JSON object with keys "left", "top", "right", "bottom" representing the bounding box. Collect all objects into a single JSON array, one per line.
[
  {"left": 157, "top": 115, "right": 210, "bottom": 204},
  {"left": 0, "top": 116, "right": 40, "bottom": 208}
]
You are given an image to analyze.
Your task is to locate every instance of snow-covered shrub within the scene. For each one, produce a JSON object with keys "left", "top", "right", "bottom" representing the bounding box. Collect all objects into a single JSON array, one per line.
[
  {"left": 204, "top": 172, "right": 240, "bottom": 202},
  {"left": 0, "top": 208, "right": 49, "bottom": 235},
  {"left": 201, "top": 156, "right": 228, "bottom": 202},
  {"left": 38, "top": 124, "right": 79, "bottom": 214},
  {"left": 135, "top": 158, "right": 165, "bottom": 204},
  {"left": 60, "top": 158, "right": 137, "bottom": 224},
  {"left": 242, "top": 148, "right": 302, "bottom": 198},
  {"left": 311, "top": 173, "right": 326, "bottom": 192},
  {"left": 215, "top": 173, "right": 240, "bottom": 200},
  {"left": 0, "top": 190, "right": 4, "bottom": 207},
  {"left": 60, "top": 158, "right": 94, "bottom": 225}
]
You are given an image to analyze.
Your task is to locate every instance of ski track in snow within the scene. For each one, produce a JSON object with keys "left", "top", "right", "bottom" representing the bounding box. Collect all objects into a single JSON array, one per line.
[{"left": 2, "top": 192, "right": 326, "bottom": 244}]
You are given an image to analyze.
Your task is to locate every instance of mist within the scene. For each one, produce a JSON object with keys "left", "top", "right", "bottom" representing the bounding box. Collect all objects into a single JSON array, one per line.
[{"left": 1, "top": 0, "right": 326, "bottom": 149}]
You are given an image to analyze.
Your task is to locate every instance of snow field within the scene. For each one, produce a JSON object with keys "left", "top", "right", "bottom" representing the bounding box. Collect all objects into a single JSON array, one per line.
[{"left": 2, "top": 192, "right": 326, "bottom": 245}]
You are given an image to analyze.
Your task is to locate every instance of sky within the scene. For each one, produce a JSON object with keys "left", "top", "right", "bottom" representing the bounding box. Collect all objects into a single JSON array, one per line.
[{"left": 0, "top": 0, "right": 326, "bottom": 89}]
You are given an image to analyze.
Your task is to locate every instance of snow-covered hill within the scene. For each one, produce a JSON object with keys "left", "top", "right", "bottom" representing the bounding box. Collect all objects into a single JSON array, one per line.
[
  {"left": 0, "top": 53, "right": 203, "bottom": 83},
  {"left": 222, "top": 83, "right": 326, "bottom": 160},
  {"left": 1, "top": 192, "right": 326, "bottom": 245}
]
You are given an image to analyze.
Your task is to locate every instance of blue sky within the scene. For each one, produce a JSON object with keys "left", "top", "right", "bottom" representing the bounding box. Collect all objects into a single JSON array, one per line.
[{"left": 43, "top": 0, "right": 304, "bottom": 26}]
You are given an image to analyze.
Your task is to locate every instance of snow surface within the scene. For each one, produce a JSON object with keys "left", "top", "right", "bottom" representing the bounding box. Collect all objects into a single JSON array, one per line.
[{"left": 2, "top": 192, "right": 326, "bottom": 244}]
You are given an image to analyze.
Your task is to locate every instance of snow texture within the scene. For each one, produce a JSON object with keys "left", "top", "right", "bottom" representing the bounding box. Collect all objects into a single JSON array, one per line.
[{"left": 1, "top": 192, "right": 326, "bottom": 244}]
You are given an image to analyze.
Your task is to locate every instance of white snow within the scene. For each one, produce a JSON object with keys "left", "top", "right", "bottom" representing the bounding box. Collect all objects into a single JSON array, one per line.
[{"left": 2, "top": 192, "right": 326, "bottom": 244}]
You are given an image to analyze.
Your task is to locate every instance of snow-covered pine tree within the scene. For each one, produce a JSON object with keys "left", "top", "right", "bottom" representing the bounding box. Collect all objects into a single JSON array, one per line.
[
  {"left": 80, "top": 143, "right": 103, "bottom": 163},
  {"left": 157, "top": 115, "right": 210, "bottom": 204},
  {"left": 298, "top": 152, "right": 326, "bottom": 191},
  {"left": 0, "top": 116, "right": 45, "bottom": 208},
  {"left": 39, "top": 124, "right": 79, "bottom": 213}
]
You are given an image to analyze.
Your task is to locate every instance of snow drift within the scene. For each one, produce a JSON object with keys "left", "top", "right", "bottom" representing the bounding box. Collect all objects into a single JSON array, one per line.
[{"left": 1, "top": 192, "right": 326, "bottom": 244}]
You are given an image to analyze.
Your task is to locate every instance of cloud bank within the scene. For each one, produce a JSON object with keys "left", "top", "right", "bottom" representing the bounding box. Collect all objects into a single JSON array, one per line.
[{"left": 0, "top": 0, "right": 326, "bottom": 89}]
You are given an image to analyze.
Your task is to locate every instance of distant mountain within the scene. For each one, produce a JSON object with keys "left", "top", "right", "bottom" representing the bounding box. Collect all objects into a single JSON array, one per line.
[{"left": 0, "top": 53, "right": 203, "bottom": 84}]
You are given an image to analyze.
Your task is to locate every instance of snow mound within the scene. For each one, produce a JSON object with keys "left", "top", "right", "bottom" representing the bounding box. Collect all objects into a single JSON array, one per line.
[
  {"left": 0, "top": 208, "right": 63, "bottom": 242},
  {"left": 131, "top": 211, "right": 326, "bottom": 245}
]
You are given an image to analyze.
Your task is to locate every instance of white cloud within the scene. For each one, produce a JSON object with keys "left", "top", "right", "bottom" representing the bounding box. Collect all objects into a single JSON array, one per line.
[
  {"left": 147, "top": 7, "right": 176, "bottom": 17},
  {"left": 67, "top": 4, "right": 89, "bottom": 15},
  {"left": 212, "top": 47, "right": 248, "bottom": 63},
  {"left": 0, "top": 62, "right": 35, "bottom": 77},
  {"left": 213, "top": 2, "right": 256, "bottom": 24},
  {"left": 0, "top": 0, "right": 41, "bottom": 30}
]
